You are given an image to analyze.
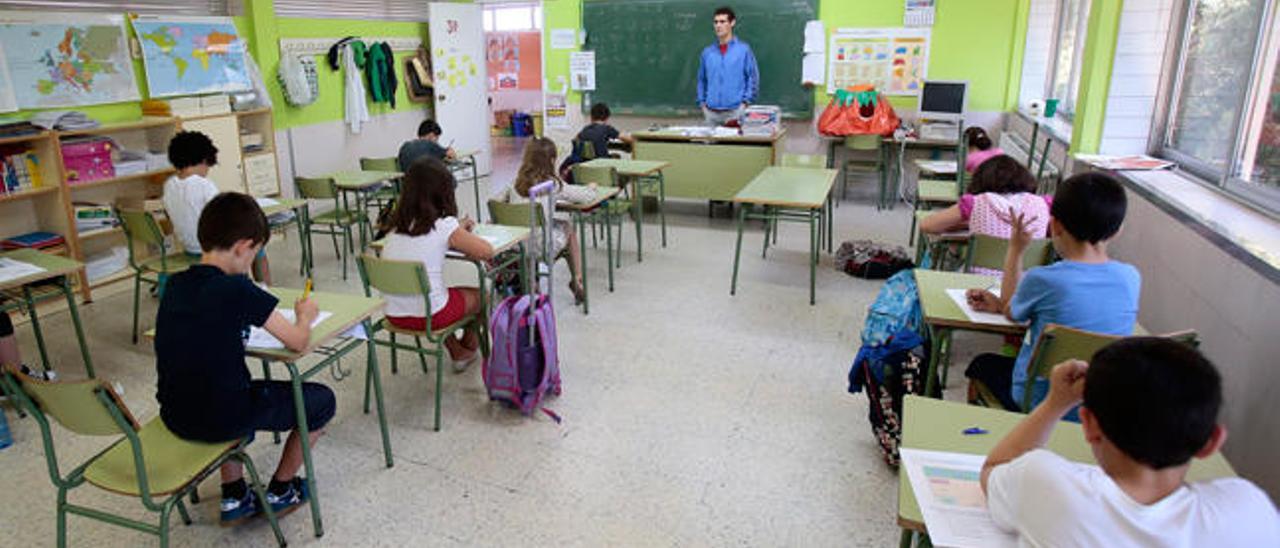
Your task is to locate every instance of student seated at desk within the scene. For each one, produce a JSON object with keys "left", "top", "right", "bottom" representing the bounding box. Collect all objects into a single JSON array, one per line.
[
  {"left": 982, "top": 339, "right": 1280, "bottom": 545},
  {"left": 163, "top": 131, "right": 271, "bottom": 284},
  {"left": 382, "top": 157, "right": 494, "bottom": 372},
  {"left": 496, "top": 137, "right": 597, "bottom": 303},
  {"left": 919, "top": 155, "right": 1051, "bottom": 277},
  {"left": 398, "top": 119, "right": 457, "bottom": 174},
  {"left": 155, "top": 193, "right": 332, "bottom": 524},
  {"left": 964, "top": 127, "right": 1004, "bottom": 173},
  {"left": 964, "top": 173, "right": 1139, "bottom": 412},
  {"left": 576, "top": 102, "right": 633, "bottom": 159}
]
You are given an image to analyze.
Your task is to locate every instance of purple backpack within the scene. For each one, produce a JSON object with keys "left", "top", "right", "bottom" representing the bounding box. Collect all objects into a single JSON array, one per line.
[{"left": 483, "top": 294, "right": 561, "bottom": 416}]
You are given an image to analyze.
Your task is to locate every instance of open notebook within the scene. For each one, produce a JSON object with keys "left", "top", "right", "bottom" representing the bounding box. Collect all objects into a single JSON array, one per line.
[
  {"left": 246, "top": 309, "right": 332, "bottom": 349},
  {"left": 944, "top": 288, "right": 1022, "bottom": 327}
]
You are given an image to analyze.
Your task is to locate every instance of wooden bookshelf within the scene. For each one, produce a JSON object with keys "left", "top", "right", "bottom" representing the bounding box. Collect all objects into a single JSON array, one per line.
[
  {"left": 66, "top": 168, "right": 175, "bottom": 191},
  {"left": 56, "top": 117, "right": 176, "bottom": 138},
  {"left": 0, "top": 185, "right": 59, "bottom": 203}
]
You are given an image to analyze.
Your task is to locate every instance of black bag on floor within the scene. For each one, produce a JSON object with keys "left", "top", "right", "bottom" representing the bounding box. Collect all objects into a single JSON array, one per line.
[{"left": 836, "top": 240, "right": 913, "bottom": 279}]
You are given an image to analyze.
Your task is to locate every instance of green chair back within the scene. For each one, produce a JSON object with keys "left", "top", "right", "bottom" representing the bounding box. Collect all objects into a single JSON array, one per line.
[
  {"left": 572, "top": 164, "right": 619, "bottom": 188},
  {"left": 356, "top": 254, "right": 431, "bottom": 297},
  {"left": 360, "top": 157, "right": 399, "bottom": 172},
  {"left": 296, "top": 176, "right": 339, "bottom": 200},
  {"left": 781, "top": 153, "right": 827, "bottom": 169},
  {"left": 573, "top": 139, "right": 597, "bottom": 161},
  {"left": 1019, "top": 325, "right": 1200, "bottom": 411},
  {"left": 488, "top": 198, "right": 544, "bottom": 229},
  {"left": 844, "top": 134, "right": 881, "bottom": 151},
  {"left": 964, "top": 234, "right": 1053, "bottom": 273},
  {"left": 2, "top": 365, "right": 133, "bottom": 436},
  {"left": 116, "top": 208, "right": 167, "bottom": 248}
]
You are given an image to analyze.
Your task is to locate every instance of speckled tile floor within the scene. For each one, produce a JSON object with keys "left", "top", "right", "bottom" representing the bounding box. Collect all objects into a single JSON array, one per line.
[{"left": 0, "top": 140, "right": 997, "bottom": 546}]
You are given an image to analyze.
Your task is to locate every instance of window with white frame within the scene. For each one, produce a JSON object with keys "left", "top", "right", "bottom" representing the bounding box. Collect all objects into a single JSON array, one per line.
[
  {"left": 1160, "top": 0, "right": 1280, "bottom": 212},
  {"left": 1047, "top": 0, "right": 1091, "bottom": 120},
  {"left": 482, "top": 4, "right": 542, "bottom": 32}
]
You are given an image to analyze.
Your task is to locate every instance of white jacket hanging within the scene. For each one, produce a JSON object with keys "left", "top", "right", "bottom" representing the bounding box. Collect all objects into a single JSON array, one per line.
[{"left": 343, "top": 44, "right": 370, "bottom": 134}]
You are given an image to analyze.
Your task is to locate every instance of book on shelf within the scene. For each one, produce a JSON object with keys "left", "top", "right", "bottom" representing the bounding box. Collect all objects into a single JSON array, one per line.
[
  {"left": 1, "top": 231, "right": 65, "bottom": 250},
  {"left": 0, "top": 150, "right": 43, "bottom": 195}
]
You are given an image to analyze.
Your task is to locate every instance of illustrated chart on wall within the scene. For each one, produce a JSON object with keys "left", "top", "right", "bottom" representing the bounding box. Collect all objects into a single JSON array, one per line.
[
  {"left": 430, "top": 2, "right": 491, "bottom": 176},
  {"left": 0, "top": 11, "right": 139, "bottom": 108},
  {"left": 828, "top": 28, "right": 930, "bottom": 96},
  {"left": 486, "top": 32, "right": 541, "bottom": 91},
  {"left": 130, "top": 15, "right": 252, "bottom": 98}
]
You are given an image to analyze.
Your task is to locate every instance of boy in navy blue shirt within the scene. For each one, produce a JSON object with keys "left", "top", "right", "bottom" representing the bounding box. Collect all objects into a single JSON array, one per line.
[
  {"left": 965, "top": 172, "right": 1141, "bottom": 411},
  {"left": 155, "top": 192, "right": 335, "bottom": 524}
]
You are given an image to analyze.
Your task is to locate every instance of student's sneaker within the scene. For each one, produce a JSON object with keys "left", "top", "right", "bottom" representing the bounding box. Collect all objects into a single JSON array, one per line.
[
  {"left": 265, "top": 477, "right": 310, "bottom": 518},
  {"left": 452, "top": 351, "right": 481, "bottom": 373},
  {"left": 220, "top": 489, "right": 261, "bottom": 526},
  {"left": 19, "top": 365, "right": 56, "bottom": 381}
]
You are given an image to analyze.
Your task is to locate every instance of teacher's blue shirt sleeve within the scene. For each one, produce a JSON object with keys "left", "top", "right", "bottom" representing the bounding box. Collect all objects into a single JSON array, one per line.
[
  {"left": 696, "top": 48, "right": 708, "bottom": 106},
  {"left": 742, "top": 45, "right": 759, "bottom": 104}
]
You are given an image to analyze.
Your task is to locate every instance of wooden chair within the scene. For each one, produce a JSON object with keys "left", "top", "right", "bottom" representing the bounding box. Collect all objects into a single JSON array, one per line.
[
  {"left": 0, "top": 365, "right": 287, "bottom": 548},
  {"left": 356, "top": 255, "right": 487, "bottom": 431},
  {"left": 296, "top": 176, "right": 366, "bottom": 279},
  {"left": 970, "top": 325, "right": 1200, "bottom": 412},
  {"left": 116, "top": 208, "right": 198, "bottom": 344},
  {"left": 841, "top": 134, "right": 884, "bottom": 204}
]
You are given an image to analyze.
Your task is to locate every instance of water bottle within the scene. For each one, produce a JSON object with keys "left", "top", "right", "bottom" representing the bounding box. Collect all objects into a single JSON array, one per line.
[{"left": 0, "top": 408, "right": 13, "bottom": 450}]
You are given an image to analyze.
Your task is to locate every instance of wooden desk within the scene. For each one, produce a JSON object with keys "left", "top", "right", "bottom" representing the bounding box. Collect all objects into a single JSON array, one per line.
[
  {"left": 230, "top": 287, "right": 388, "bottom": 538},
  {"left": 897, "top": 396, "right": 1237, "bottom": 540},
  {"left": 0, "top": 249, "right": 94, "bottom": 378},
  {"left": 730, "top": 167, "right": 839, "bottom": 305},
  {"left": 557, "top": 186, "right": 622, "bottom": 312},
  {"left": 447, "top": 149, "right": 483, "bottom": 221},
  {"left": 259, "top": 197, "right": 313, "bottom": 279},
  {"left": 328, "top": 170, "right": 401, "bottom": 249},
  {"left": 914, "top": 269, "right": 1024, "bottom": 396},
  {"left": 579, "top": 158, "right": 669, "bottom": 261},
  {"left": 632, "top": 129, "right": 785, "bottom": 202}
]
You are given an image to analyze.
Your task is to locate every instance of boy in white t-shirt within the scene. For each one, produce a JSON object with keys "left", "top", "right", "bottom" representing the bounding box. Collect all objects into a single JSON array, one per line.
[
  {"left": 981, "top": 338, "right": 1279, "bottom": 546},
  {"left": 161, "top": 131, "right": 270, "bottom": 284}
]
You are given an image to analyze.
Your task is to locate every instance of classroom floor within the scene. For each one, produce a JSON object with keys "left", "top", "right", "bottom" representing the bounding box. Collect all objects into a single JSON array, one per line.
[{"left": 0, "top": 138, "right": 991, "bottom": 546}]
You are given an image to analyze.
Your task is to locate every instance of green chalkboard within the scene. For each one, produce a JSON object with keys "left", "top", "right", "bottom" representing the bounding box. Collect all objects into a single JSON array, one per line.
[{"left": 582, "top": 0, "right": 817, "bottom": 118}]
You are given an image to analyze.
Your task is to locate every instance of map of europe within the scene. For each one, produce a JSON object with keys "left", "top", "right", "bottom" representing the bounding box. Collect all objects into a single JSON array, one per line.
[
  {"left": 0, "top": 17, "right": 139, "bottom": 108},
  {"left": 132, "top": 19, "right": 251, "bottom": 98}
]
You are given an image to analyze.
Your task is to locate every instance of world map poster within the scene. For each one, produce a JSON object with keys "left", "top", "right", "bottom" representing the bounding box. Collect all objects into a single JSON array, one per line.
[
  {"left": 0, "top": 12, "right": 139, "bottom": 109},
  {"left": 131, "top": 15, "right": 251, "bottom": 98}
]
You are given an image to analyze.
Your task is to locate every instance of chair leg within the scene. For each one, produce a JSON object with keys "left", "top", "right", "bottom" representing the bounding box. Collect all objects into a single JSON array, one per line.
[
  {"left": 389, "top": 333, "right": 398, "bottom": 375},
  {"left": 131, "top": 273, "right": 142, "bottom": 344},
  {"left": 158, "top": 503, "right": 172, "bottom": 548},
  {"left": 175, "top": 498, "right": 193, "bottom": 526},
  {"left": 434, "top": 352, "right": 444, "bottom": 432},
  {"left": 57, "top": 487, "right": 68, "bottom": 548},
  {"left": 239, "top": 452, "right": 287, "bottom": 547},
  {"left": 416, "top": 337, "right": 428, "bottom": 374}
]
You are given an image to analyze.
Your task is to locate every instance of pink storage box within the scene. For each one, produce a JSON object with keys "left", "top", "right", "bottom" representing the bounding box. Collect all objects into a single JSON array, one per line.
[{"left": 62, "top": 139, "right": 114, "bottom": 183}]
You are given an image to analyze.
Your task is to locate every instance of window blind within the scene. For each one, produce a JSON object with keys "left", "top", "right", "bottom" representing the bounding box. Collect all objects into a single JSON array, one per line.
[
  {"left": 0, "top": 1, "right": 230, "bottom": 15},
  {"left": 273, "top": 0, "right": 430, "bottom": 22}
]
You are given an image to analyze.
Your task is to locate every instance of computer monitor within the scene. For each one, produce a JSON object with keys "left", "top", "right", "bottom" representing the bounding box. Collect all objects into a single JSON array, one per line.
[{"left": 919, "top": 80, "right": 968, "bottom": 123}]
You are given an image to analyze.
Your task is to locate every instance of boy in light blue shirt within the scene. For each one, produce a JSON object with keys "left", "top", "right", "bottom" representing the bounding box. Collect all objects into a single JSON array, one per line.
[{"left": 964, "top": 172, "right": 1140, "bottom": 411}]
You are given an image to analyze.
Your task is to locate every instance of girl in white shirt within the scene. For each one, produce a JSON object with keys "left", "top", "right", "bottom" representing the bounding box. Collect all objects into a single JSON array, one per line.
[
  {"left": 495, "top": 137, "right": 597, "bottom": 303},
  {"left": 381, "top": 157, "right": 495, "bottom": 371}
]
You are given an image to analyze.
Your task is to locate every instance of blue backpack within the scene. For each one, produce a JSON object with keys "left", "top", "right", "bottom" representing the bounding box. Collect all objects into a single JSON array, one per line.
[{"left": 847, "top": 270, "right": 929, "bottom": 466}]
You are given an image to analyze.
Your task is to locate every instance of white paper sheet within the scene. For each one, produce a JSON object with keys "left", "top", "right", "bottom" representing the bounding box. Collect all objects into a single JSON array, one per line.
[
  {"left": 899, "top": 448, "right": 1017, "bottom": 548},
  {"left": 802, "top": 53, "right": 826, "bottom": 85},
  {"left": 569, "top": 51, "right": 596, "bottom": 91},
  {"left": 803, "top": 20, "right": 826, "bottom": 53},
  {"left": 255, "top": 197, "right": 280, "bottom": 208},
  {"left": 0, "top": 257, "right": 46, "bottom": 284},
  {"left": 915, "top": 160, "right": 957, "bottom": 174},
  {"left": 247, "top": 309, "right": 333, "bottom": 349},
  {"left": 550, "top": 28, "right": 577, "bottom": 49},
  {"left": 945, "top": 288, "right": 1019, "bottom": 327}
]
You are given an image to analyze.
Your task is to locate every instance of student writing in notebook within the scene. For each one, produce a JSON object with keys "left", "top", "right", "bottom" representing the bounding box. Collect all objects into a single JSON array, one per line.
[
  {"left": 964, "top": 173, "right": 1140, "bottom": 412},
  {"left": 982, "top": 338, "right": 1280, "bottom": 545},
  {"left": 154, "top": 193, "right": 331, "bottom": 525}
]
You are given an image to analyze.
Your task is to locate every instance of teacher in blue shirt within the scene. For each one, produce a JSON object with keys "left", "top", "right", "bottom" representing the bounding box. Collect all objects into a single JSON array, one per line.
[{"left": 697, "top": 6, "right": 760, "bottom": 126}]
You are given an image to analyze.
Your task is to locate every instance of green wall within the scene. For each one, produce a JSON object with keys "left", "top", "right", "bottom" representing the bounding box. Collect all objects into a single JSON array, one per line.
[
  {"left": 544, "top": 0, "right": 1025, "bottom": 115},
  {"left": 4, "top": 2, "right": 434, "bottom": 131}
]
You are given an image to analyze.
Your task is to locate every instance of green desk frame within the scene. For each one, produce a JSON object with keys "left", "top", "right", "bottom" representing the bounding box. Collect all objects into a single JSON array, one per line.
[
  {"left": 262, "top": 198, "right": 314, "bottom": 280},
  {"left": 0, "top": 249, "right": 95, "bottom": 379},
  {"left": 447, "top": 150, "right": 483, "bottom": 222},
  {"left": 578, "top": 159, "right": 668, "bottom": 263},
  {"left": 730, "top": 167, "right": 838, "bottom": 305},
  {"left": 330, "top": 170, "right": 402, "bottom": 250}
]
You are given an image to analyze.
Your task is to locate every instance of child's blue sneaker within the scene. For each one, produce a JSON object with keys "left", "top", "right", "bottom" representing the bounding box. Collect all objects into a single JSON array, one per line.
[
  {"left": 265, "top": 477, "right": 310, "bottom": 517},
  {"left": 219, "top": 489, "right": 260, "bottom": 526}
]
